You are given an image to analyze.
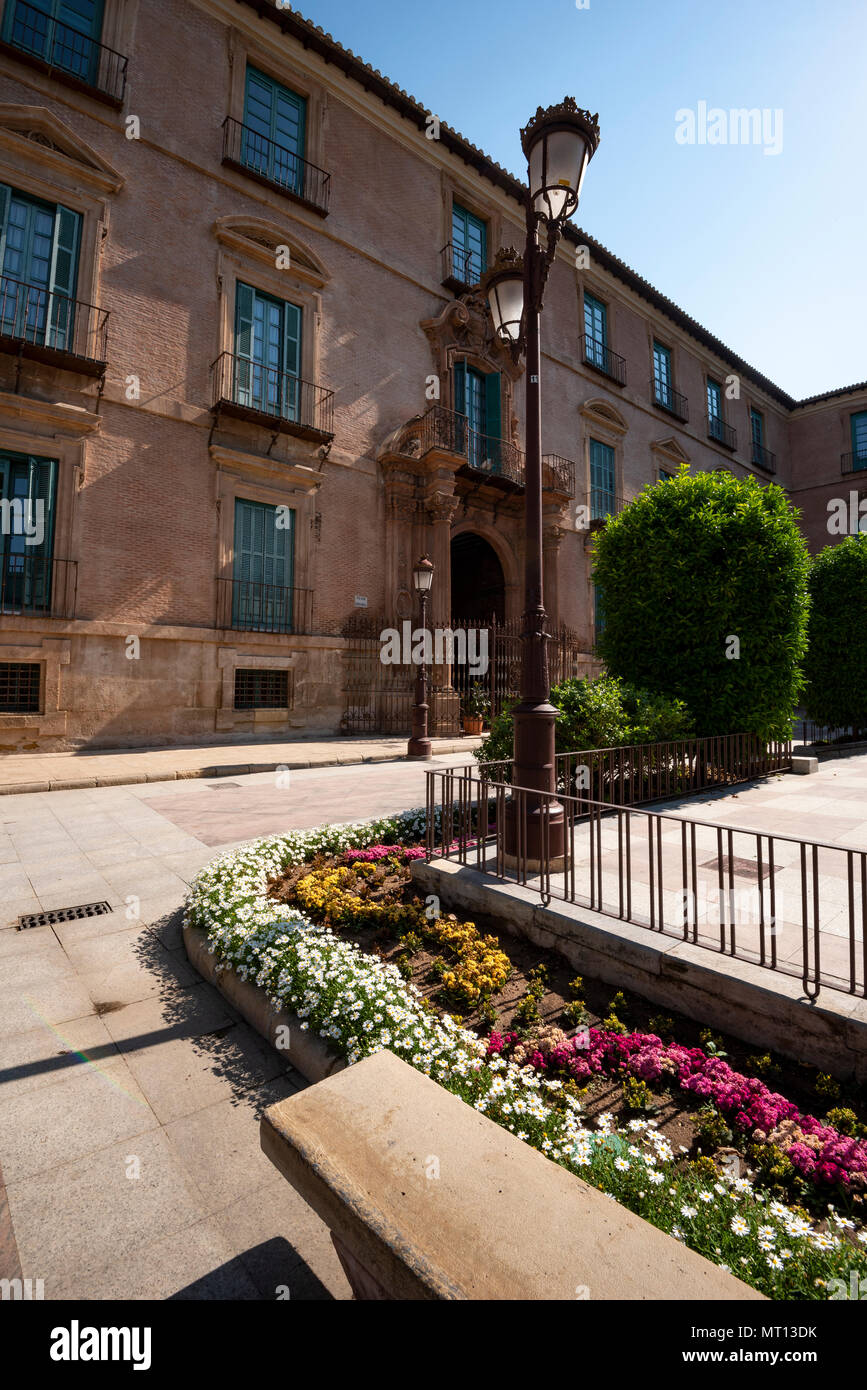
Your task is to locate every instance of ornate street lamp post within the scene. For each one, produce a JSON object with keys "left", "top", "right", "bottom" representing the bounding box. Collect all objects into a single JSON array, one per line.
[
  {"left": 407, "top": 554, "right": 434, "bottom": 760},
  {"left": 482, "top": 98, "right": 600, "bottom": 863}
]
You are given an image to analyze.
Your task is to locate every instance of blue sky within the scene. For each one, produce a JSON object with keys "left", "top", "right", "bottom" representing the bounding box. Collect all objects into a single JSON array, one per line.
[{"left": 293, "top": 0, "right": 866, "bottom": 400}]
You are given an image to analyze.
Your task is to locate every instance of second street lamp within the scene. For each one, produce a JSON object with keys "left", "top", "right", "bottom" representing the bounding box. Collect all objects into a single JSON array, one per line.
[
  {"left": 483, "top": 98, "right": 600, "bottom": 865},
  {"left": 407, "top": 555, "right": 434, "bottom": 761}
]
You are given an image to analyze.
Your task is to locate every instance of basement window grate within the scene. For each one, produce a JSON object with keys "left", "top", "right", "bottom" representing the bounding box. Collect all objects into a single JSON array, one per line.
[{"left": 17, "top": 901, "right": 113, "bottom": 930}]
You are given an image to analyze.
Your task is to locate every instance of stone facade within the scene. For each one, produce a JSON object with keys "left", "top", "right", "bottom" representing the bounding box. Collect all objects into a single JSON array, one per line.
[{"left": 0, "top": 0, "right": 862, "bottom": 752}]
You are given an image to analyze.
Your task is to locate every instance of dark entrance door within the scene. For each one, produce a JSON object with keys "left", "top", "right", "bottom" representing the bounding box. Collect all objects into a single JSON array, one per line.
[{"left": 450, "top": 532, "right": 505, "bottom": 623}]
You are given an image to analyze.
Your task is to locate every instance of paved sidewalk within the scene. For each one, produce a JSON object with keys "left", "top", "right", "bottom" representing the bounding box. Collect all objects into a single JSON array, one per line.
[
  {"left": 0, "top": 733, "right": 482, "bottom": 795},
  {"left": 0, "top": 752, "right": 470, "bottom": 1301}
]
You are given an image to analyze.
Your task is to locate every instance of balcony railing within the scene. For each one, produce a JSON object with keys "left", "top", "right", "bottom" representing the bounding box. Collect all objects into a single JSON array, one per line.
[
  {"left": 440, "top": 243, "right": 484, "bottom": 292},
  {"left": 222, "top": 117, "right": 331, "bottom": 216},
  {"left": 751, "top": 440, "right": 776, "bottom": 473},
  {"left": 216, "top": 577, "right": 313, "bottom": 635},
  {"left": 211, "top": 352, "right": 334, "bottom": 442},
  {"left": 0, "top": 555, "right": 77, "bottom": 619},
  {"left": 0, "top": 0, "right": 127, "bottom": 105},
  {"left": 542, "top": 454, "right": 576, "bottom": 496},
  {"left": 707, "top": 414, "right": 737, "bottom": 451},
  {"left": 573, "top": 488, "right": 627, "bottom": 529},
  {"left": 842, "top": 451, "right": 867, "bottom": 475},
  {"left": 582, "top": 334, "right": 627, "bottom": 386},
  {"left": 0, "top": 276, "right": 108, "bottom": 373},
  {"left": 399, "top": 405, "right": 524, "bottom": 488},
  {"left": 651, "top": 378, "right": 689, "bottom": 422}
]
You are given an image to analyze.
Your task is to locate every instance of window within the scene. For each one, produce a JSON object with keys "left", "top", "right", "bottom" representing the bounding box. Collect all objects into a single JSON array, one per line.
[
  {"left": 750, "top": 408, "right": 764, "bottom": 449},
  {"left": 589, "top": 438, "right": 616, "bottom": 519},
  {"left": 242, "top": 66, "right": 307, "bottom": 195},
  {"left": 2, "top": 0, "right": 104, "bottom": 84},
  {"left": 593, "top": 584, "right": 605, "bottom": 638},
  {"left": 0, "top": 661, "right": 41, "bottom": 712},
  {"left": 234, "top": 282, "right": 301, "bottom": 420},
  {"left": 659, "top": 468, "right": 674, "bottom": 482},
  {"left": 232, "top": 499, "right": 295, "bottom": 633},
  {"left": 653, "top": 342, "right": 672, "bottom": 409},
  {"left": 451, "top": 203, "right": 486, "bottom": 286},
  {"left": 852, "top": 411, "right": 867, "bottom": 470},
  {"left": 0, "top": 450, "right": 57, "bottom": 614},
  {"left": 0, "top": 186, "right": 81, "bottom": 353},
  {"left": 584, "top": 292, "right": 607, "bottom": 370},
  {"left": 707, "top": 377, "right": 724, "bottom": 441},
  {"left": 453, "top": 361, "right": 502, "bottom": 472},
  {"left": 234, "top": 667, "right": 290, "bottom": 710}
]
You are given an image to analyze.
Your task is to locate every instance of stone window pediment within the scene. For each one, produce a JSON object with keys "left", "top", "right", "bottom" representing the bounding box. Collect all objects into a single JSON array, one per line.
[
  {"left": 213, "top": 216, "right": 328, "bottom": 287},
  {"left": 0, "top": 106, "right": 123, "bottom": 194}
]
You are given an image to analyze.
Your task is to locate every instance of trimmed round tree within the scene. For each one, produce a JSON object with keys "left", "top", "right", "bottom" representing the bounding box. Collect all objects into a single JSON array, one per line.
[
  {"left": 591, "top": 468, "right": 810, "bottom": 740},
  {"left": 803, "top": 533, "right": 867, "bottom": 734}
]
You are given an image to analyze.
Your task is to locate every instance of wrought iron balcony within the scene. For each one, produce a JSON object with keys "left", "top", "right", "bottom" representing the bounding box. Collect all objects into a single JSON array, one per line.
[
  {"left": 542, "top": 454, "right": 576, "bottom": 496},
  {"left": 211, "top": 352, "right": 334, "bottom": 442},
  {"left": 222, "top": 117, "right": 331, "bottom": 217},
  {"left": 650, "top": 378, "right": 689, "bottom": 422},
  {"left": 751, "top": 440, "right": 776, "bottom": 473},
  {"left": 0, "top": 276, "right": 108, "bottom": 375},
  {"left": 841, "top": 451, "right": 867, "bottom": 475},
  {"left": 578, "top": 487, "right": 628, "bottom": 528},
  {"left": 707, "top": 414, "right": 737, "bottom": 451},
  {"left": 216, "top": 576, "right": 313, "bottom": 636},
  {"left": 581, "top": 334, "right": 626, "bottom": 386},
  {"left": 0, "top": 555, "right": 77, "bottom": 619},
  {"left": 440, "top": 243, "right": 484, "bottom": 293},
  {"left": 0, "top": 0, "right": 127, "bottom": 105},
  {"left": 398, "top": 405, "right": 524, "bottom": 488}
]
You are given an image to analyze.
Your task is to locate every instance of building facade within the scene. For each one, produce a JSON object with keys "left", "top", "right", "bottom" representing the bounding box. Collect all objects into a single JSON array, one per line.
[{"left": 0, "top": 0, "right": 863, "bottom": 752}]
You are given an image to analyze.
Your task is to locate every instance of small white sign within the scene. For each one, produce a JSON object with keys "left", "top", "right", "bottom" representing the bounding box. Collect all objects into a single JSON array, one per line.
[{"left": 354, "top": 595, "right": 368, "bottom": 608}]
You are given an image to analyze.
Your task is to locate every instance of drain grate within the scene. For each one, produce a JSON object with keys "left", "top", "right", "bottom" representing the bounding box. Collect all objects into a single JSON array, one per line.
[{"left": 17, "top": 901, "right": 113, "bottom": 931}]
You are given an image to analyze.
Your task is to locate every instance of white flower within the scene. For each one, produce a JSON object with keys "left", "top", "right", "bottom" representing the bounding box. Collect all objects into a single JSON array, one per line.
[{"left": 731, "top": 1215, "right": 749, "bottom": 1236}]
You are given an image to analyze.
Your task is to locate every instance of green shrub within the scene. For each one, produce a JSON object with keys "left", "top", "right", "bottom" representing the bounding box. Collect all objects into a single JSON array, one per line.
[
  {"left": 648, "top": 1014, "right": 675, "bottom": 1042},
  {"left": 803, "top": 533, "right": 867, "bottom": 732},
  {"left": 815, "top": 1072, "right": 842, "bottom": 1101},
  {"left": 622, "top": 1076, "right": 655, "bottom": 1112},
  {"left": 745, "top": 1052, "right": 782, "bottom": 1080},
  {"left": 694, "top": 1105, "right": 733, "bottom": 1148},
  {"left": 824, "top": 1107, "right": 862, "bottom": 1137},
  {"left": 563, "top": 999, "right": 588, "bottom": 1027},
  {"left": 591, "top": 468, "right": 810, "bottom": 739},
  {"left": 476, "top": 673, "right": 694, "bottom": 768}
]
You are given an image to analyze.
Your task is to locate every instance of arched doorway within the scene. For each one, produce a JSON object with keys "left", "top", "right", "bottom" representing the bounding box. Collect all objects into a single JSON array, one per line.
[{"left": 450, "top": 532, "right": 506, "bottom": 623}]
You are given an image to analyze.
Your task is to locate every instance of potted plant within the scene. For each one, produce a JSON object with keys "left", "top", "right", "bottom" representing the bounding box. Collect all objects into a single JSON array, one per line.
[{"left": 462, "top": 682, "right": 491, "bottom": 735}]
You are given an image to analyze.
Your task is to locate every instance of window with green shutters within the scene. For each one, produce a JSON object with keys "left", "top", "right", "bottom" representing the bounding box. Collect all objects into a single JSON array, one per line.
[
  {"left": 453, "top": 361, "right": 502, "bottom": 472},
  {"left": 232, "top": 498, "right": 295, "bottom": 633},
  {"left": 234, "top": 282, "right": 302, "bottom": 422},
  {"left": 243, "top": 67, "right": 307, "bottom": 195},
  {"left": 584, "top": 292, "right": 608, "bottom": 369},
  {"left": 653, "top": 341, "right": 672, "bottom": 409},
  {"left": 594, "top": 583, "right": 606, "bottom": 638},
  {"left": 851, "top": 411, "right": 867, "bottom": 470},
  {"left": 451, "top": 203, "right": 487, "bottom": 286},
  {"left": 589, "top": 438, "right": 616, "bottom": 519},
  {"left": 707, "top": 378, "right": 724, "bottom": 442},
  {"left": 3, "top": 0, "right": 105, "bottom": 84},
  {"left": 0, "top": 449, "right": 57, "bottom": 614},
  {"left": 0, "top": 185, "right": 81, "bottom": 352},
  {"left": 750, "top": 408, "right": 764, "bottom": 448}
]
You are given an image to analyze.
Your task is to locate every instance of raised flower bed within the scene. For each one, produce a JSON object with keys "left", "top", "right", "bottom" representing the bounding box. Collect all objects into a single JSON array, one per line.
[{"left": 184, "top": 807, "right": 867, "bottom": 1300}]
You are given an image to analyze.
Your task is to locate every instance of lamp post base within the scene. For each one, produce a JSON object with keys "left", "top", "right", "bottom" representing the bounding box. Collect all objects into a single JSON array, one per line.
[
  {"left": 502, "top": 795, "right": 566, "bottom": 865},
  {"left": 406, "top": 738, "right": 432, "bottom": 760}
]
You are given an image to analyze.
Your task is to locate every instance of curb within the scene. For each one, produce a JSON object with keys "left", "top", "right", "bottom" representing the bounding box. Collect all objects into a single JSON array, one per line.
[
  {"left": 0, "top": 738, "right": 482, "bottom": 797},
  {"left": 183, "top": 920, "right": 346, "bottom": 1085}
]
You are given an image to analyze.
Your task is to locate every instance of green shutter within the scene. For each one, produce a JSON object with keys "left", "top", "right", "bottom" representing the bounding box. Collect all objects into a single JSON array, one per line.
[
  {"left": 234, "top": 282, "right": 256, "bottom": 407},
  {"left": 0, "top": 184, "right": 10, "bottom": 277},
  {"left": 282, "top": 301, "right": 301, "bottom": 420},
  {"left": 48, "top": 204, "right": 81, "bottom": 350},
  {"left": 851, "top": 412, "right": 867, "bottom": 466},
  {"left": 233, "top": 499, "right": 295, "bottom": 632},
  {"left": 484, "top": 371, "right": 502, "bottom": 471}
]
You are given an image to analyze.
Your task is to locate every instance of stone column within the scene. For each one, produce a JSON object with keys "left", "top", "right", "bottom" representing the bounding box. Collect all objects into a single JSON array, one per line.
[{"left": 424, "top": 491, "right": 460, "bottom": 734}]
